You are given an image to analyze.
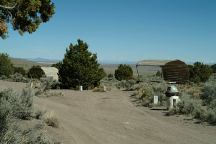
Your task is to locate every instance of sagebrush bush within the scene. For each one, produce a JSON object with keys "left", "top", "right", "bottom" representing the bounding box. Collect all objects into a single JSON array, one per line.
[
  {"left": 1, "top": 122, "right": 55, "bottom": 144},
  {"left": 9, "top": 73, "right": 30, "bottom": 83},
  {"left": 40, "top": 77, "right": 60, "bottom": 91},
  {"left": 0, "top": 88, "right": 58, "bottom": 143},
  {"left": 201, "top": 75, "right": 216, "bottom": 105},
  {"left": 34, "top": 109, "right": 47, "bottom": 120},
  {"left": 206, "top": 108, "right": 216, "bottom": 124},
  {"left": 28, "top": 66, "right": 45, "bottom": 79},
  {"left": 174, "top": 94, "right": 203, "bottom": 115},
  {"left": 134, "top": 79, "right": 167, "bottom": 107},
  {"left": 138, "top": 83, "right": 154, "bottom": 107},
  {"left": 116, "top": 79, "right": 136, "bottom": 91},
  {"left": 115, "top": 64, "right": 133, "bottom": 81},
  {"left": 168, "top": 93, "right": 216, "bottom": 124},
  {"left": 58, "top": 39, "right": 106, "bottom": 89},
  {"left": 0, "top": 88, "right": 34, "bottom": 120},
  {"left": 0, "top": 53, "right": 14, "bottom": 77}
]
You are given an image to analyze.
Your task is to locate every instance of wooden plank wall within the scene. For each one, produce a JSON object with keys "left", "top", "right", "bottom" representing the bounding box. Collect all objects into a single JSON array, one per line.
[{"left": 162, "top": 60, "right": 189, "bottom": 84}]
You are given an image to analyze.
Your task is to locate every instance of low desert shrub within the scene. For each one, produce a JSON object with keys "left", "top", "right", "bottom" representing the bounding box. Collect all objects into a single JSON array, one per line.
[
  {"left": 138, "top": 83, "right": 154, "bottom": 107},
  {"left": 201, "top": 75, "right": 216, "bottom": 105},
  {"left": 206, "top": 108, "right": 216, "bottom": 124},
  {"left": 116, "top": 79, "right": 136, "bottom": 91},
  {"left": 9, "top": 73, "right": 30, "bottom": 83},
  {"left": 0, "top": 75, "right": 8, "bottom": 80},
  {"left": 40, "top": 77, "right": 60, "bottom": 91},
  {"left": 107, "top": 73, "right": 114, "bottom": 80},
  {"left": 1, "top": 122, "right": 55, "bottom": 144},
  {"left": 135, "top": 80, "right": 167, "bottom": 107},
  {"left": 34, "top": 77, "right": 62, "bottom": 97},
  {"left": 100, "top": 76, "right": 119, "bottom": 89},
  {"left": 34, "top": 109, "right": 47, "bottom": 120},
  {"left": 0, "top": 88, "right": 34, "bottom": 120},
  {"left": 173, "top": 94, "right": 203, "bottom": 115},
  {"left": 0, "top": 88, "right": 58, "bottom": 143},
  {"left": 115, "top": 64, "right": 133, "bottom": 81},
  {"left": 28, "top": 66, "right": 45, "bottom": 79},
  {"left": 43, "top": 111, "right": 59, "bottom": 128},
  {"left": 168, "top": 93, "right": 215, "bottom": 123}
]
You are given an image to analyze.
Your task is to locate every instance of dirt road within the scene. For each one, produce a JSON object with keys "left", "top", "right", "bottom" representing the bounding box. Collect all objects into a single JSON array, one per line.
[
  {"left": 0, "top": 80, "right": 215, "bottom": 144},
  {"left": 35, "top": 90, "right": 216, "bottom": 144}
]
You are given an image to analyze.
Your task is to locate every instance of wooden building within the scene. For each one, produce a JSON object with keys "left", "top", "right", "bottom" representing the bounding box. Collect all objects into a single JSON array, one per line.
[{"left": 136, "top": 60, "right": 189, "bottom": 83}]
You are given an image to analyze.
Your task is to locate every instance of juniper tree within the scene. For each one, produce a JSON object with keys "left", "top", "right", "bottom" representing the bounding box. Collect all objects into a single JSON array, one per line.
[
  {"left": 0, "top": 0, "right": 55, "bottom": 38},
  {"left": 58, "top": 39, "right": 106, "bottom": 89}
]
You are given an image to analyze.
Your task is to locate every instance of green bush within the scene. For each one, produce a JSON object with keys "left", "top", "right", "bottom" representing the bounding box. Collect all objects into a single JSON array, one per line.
[
  {"left": 13, "top": 67, "right": 26, "bottom": 76},
  {"left": 206, "top": 108, "right": 216, "bottom": 124},
  {"left": 201, "top": 75, "right": 216, "bottom": 105},
  {"left": 58, "top": 39, "right": 106, "bottom": 89},
  {"left": 28, "top": 66, "right": 45, "bottom": 79},
  {"left": 0, "top": 53, "right": 14, "bottom": 77},
  {"left": 211, "top": 64, "right": 216, "bottom": 73},
  {"left": 115, "top": 64, "right": 133, "bottom": 81},
  {"left": 189, "top": 62, "right": 213, "bottom": 83},
  {"left": 51, "top": 62, "right": 62, "bottom": 70}
]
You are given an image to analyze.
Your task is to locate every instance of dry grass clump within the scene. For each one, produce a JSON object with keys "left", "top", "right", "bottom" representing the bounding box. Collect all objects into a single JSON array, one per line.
[
  {"left": 43, "top": 111, "right": 59, "bottom": 128},
  {"left": 177, "top": 84, "right": 203, "bottom": 98},
  {"left": 93, "top": 85, "right": 111, "bottom": 92}
]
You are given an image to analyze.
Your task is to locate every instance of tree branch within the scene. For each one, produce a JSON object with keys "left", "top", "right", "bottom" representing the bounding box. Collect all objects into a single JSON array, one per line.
[{"left": 0, "top": 3, "right": 17, "bottom": 10}]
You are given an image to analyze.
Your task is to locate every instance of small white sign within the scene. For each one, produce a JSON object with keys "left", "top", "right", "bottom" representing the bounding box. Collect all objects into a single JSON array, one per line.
[
  {"left": 154, "top": 96, "right": 159, "bottom": 105},
  {"left": 80, "top": 86, "right": 83, "bottom": 91}
]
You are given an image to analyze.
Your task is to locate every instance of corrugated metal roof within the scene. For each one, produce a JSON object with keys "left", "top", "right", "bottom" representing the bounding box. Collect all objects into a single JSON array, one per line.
[{"left": 41, "top": 67, "right": 58, "bottom": 81}]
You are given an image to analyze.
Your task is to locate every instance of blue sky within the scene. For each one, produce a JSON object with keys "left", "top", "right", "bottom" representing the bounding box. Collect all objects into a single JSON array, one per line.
[{"left": 0, "top": 0, "right": 216, "bottom": 63}]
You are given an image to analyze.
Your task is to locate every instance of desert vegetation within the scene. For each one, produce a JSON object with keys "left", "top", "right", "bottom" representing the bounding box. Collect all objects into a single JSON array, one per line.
[
  {"left": 58, "top": 39, "right": 106, "bottom": 90},
  {"left": 189, "top": 62, "right": 213, "bottom": 83},
  {"left": 0, "top": 0, "right": 55, "bottom": 38},
  {"left": 115, "top": 64, "right": 133, "bottom": 81},
  {"left": 28, "top": 65, "right": 45, "bottom": 79},
  {"left": 0, "top": 53, "right": 14, "bottom": 77},
  {"left": 0, "top": 88, "right": 59, "bottom": 143}
]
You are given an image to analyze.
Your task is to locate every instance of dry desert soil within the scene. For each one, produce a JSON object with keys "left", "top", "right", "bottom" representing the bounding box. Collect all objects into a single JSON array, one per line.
[{"left": 0, "top": 80, "right": 216, "bottom": 144}]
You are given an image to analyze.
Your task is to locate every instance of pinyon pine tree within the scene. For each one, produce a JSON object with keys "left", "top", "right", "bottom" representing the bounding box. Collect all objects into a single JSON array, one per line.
[{"left": 58, "top": 39, "right": 106, "bottom": 89}]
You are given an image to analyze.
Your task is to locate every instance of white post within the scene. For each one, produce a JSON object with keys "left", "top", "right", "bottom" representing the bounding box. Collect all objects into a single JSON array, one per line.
[
  {"left": 154, "top": 96, "right": 159, "bottom": 105},
  {"left": 169, "top": 96, "right": 180, "bottom": 109},
  {"left": 80, "top": 86, "right": 83, "bottom": 91}
]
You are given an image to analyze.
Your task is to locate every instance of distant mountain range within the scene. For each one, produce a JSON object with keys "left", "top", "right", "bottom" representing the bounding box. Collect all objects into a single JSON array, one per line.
[{"left": 28, "top": 58, "right": 60, "bottom": 64}]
